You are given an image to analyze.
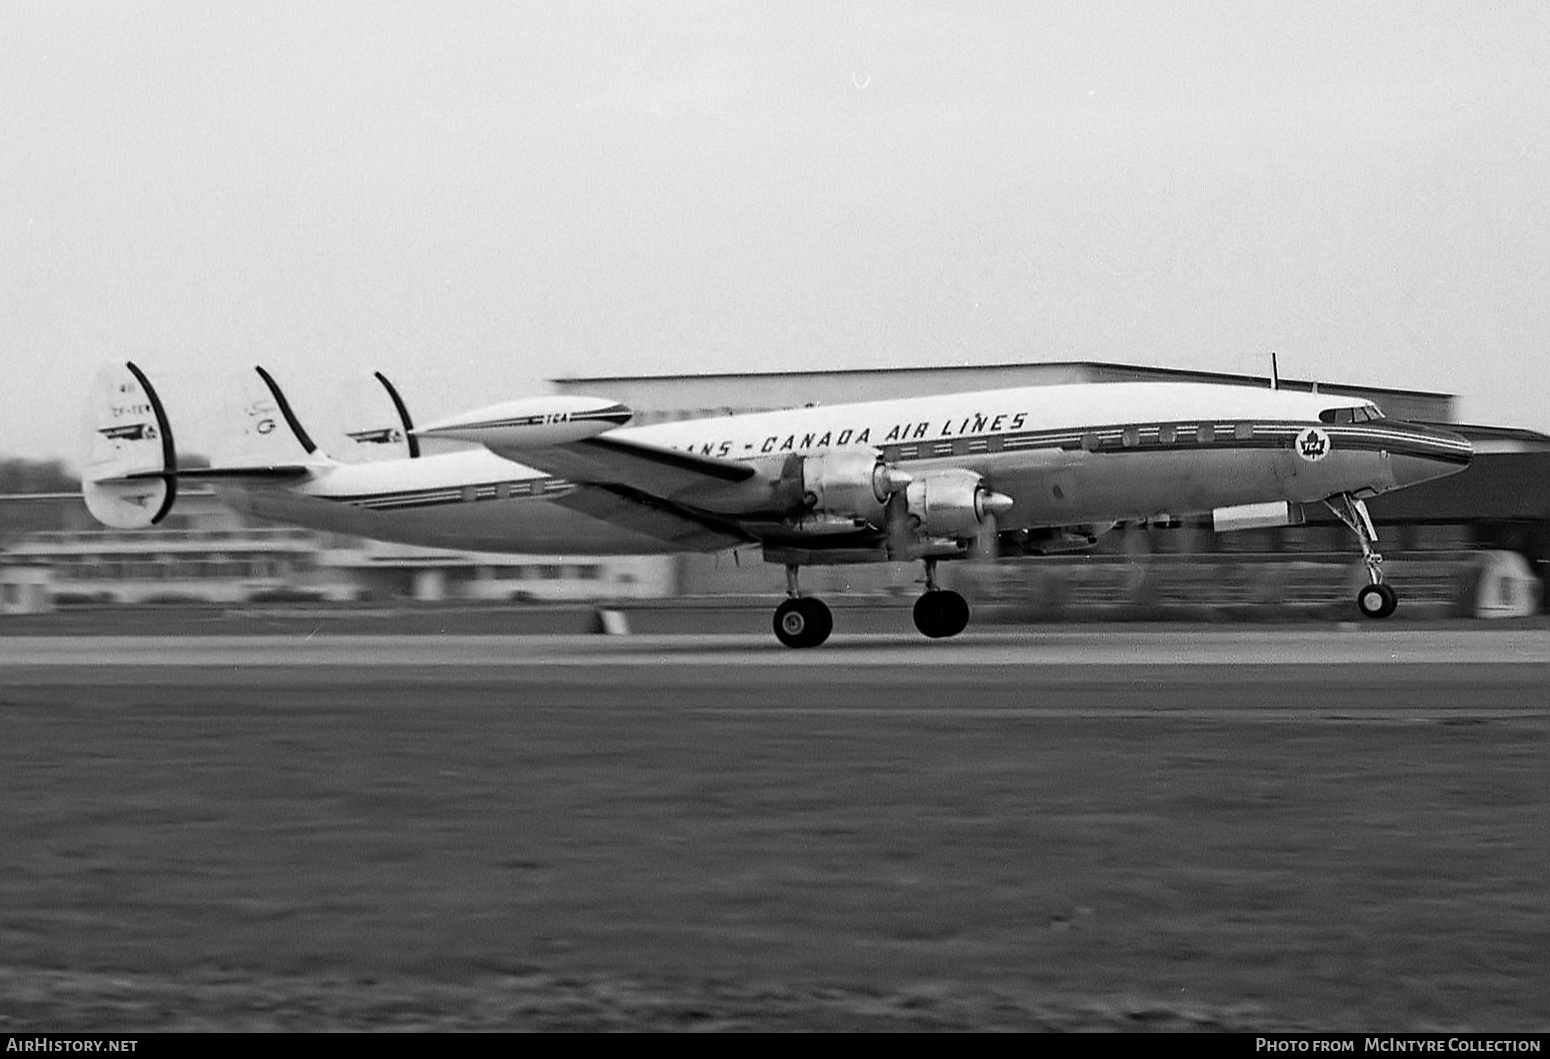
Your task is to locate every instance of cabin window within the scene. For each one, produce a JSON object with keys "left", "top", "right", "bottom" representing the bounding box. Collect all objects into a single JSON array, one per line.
[
  {"left": 1157, "top": 424, "right": 1176, "bottom": 445},
  {"left": 1121, "top": 426, "right": 1141, "bottom": 448},
  {"left": 1235, "top": 422, "right": 1254, "bottom": 441},
  {"left": 1081, "top": 432, "right": 1101, "bottom": 452},
  {"left": 1197, "top": 423, "right": 1216, "bottom": 444},
  {"left": 461, "top": 486, "right": 479, "bottom": 503}
]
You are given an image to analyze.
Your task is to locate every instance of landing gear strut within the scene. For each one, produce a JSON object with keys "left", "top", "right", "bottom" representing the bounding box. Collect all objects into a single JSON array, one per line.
[
  {"left": 772, "top": 564, "right": 832, "bottom": 648},
  {"left": 1325, "top": 494, "right": 1398, "bottom": 619},
  {"left": 912, "top": 558, "right": 970, "bottom": 639}
]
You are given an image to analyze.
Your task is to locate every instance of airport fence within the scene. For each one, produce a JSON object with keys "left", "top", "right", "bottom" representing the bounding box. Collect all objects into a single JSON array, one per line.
[{"left": 954, "top": 550, "right": 1537, "bottom": 622}]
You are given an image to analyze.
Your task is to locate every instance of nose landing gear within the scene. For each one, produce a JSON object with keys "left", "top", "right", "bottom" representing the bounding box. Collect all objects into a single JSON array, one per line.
[
  {"left": 1325, "top": 494, "right": 1398, "bottom": 619},
  {"left": 1357, "top": 581, "right": 1397, "bottom": 619}
]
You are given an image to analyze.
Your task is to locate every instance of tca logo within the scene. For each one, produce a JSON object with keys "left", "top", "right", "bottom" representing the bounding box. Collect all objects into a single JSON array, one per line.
[{"left": 1295, "top": 427, "right": 1331, "bottom": 463}]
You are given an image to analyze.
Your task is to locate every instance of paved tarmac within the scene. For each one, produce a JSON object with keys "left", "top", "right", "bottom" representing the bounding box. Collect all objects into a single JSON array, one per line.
[{"left": 5, "top": 625, "right": 1546, "bottom": 669}]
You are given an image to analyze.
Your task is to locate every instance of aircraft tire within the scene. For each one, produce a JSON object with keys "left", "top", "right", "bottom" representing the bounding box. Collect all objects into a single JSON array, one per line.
[
  {"left": 914, "top": 590, "right": 970, "bottom": 639},
  {"left": 774, "top": 597, "right": 832, "bottom": 648},
  {"left": 1356, "top": 582, "right": 1397, "bottom": 620},
  {"left": 808, "top": 597, "right": 834, "bottom": 644}
]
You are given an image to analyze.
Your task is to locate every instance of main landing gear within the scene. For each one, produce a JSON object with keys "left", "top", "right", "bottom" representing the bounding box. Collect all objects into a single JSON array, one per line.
[
  {"left": 1325, "top": 493, "right": 1398, "bottom": 619},
  {"left": 773, "top": 565, "right": 833, "bottom": 649},
  {"left": 771, "top": 560, "right": 972, "bottom": 648},
  {"left": 913, "top": 559, "right": 970, "bottom": 639}
]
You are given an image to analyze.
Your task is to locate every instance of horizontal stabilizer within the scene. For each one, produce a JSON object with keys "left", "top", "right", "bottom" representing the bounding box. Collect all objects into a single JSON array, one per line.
[
  {"left": 95, "top": 465, "right": 313, "bottom": 483},
  {"left": 81, "top": 362, "right": 177, "bottom": 528},
  {"left": 172, "top": 465, "right": 313, "bottom": 480}
]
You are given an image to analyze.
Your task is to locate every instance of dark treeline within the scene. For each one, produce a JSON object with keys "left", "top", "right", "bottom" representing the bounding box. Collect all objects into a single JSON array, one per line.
[
  {"left": 0, "top": 456, "right": 79, "bottom": 494},
  {"left": 0, "top": 457, "right": 82, "bottom": 542}
]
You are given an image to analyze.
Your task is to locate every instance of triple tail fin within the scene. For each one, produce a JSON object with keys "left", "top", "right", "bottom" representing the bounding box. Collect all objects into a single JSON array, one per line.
[{"left": 80, "top": 362, "right": 331, "bottom": 530}]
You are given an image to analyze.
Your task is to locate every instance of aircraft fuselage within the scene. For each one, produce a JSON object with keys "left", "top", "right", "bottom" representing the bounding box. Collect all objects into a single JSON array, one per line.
[{"left": 221, "top": 381, "right": 1470, "bottom": 556}]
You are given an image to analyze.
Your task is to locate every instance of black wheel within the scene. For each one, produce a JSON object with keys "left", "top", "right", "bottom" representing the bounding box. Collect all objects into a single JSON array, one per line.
[
  {"left": 810, "top": 597, "right": 834, "bottom": 644},
  {"left": 773, "top": 597, "right": 832, "bottom": 648},
  {"left": 1356, "top": 582, "right": 1397, "bottom": 620},
  {"left": 913, "top": 590, "right": 970, "bottom": 639}
]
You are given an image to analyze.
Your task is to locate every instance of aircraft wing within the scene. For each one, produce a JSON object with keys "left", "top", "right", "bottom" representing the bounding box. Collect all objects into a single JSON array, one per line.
[
  {"left": 416, "top": 396, "right": 757, "bottom": 503},
  {"left": 415, "top": 397, "right": 771, "bottom": 546},
  {"left": 507, "top": 437, "right": 761, "bottom": 549},
  {"left": 550, "top": 479, "right": 757, "bottom": 551},
  {"left": 491, "top": 434, "right": 756, "bottom": 502}
]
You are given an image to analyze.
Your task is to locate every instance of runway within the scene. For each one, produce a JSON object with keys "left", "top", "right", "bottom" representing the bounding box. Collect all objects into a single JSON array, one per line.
[
  {"left": 6, "top": 624, "right": 1547, "bottom": 667},
  {"left": 3, "top": 625, "right": 1547, "bottom": 1030}
]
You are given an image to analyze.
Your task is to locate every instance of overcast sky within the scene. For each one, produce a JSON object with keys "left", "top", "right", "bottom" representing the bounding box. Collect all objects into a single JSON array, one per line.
[{"left": 3, "top": 1, "right": 1547, "bottom": 466}]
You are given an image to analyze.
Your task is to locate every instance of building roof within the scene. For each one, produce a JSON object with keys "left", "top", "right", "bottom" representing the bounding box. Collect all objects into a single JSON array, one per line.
[
  {"left": 554, "top": 359, "right": 1454, "bottom": 401},
  {"left": 1446, "top": 423, "right": 1550, "bottom": 450}
]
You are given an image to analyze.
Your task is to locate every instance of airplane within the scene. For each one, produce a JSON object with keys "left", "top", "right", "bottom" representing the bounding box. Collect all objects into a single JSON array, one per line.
[{"left": 80, "top": 361, "right": 1473, "bottom": 646}]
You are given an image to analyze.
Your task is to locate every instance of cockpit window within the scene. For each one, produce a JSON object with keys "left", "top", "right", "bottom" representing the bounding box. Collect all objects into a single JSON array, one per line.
[{"left": 1319, "top": 403, "right": 1384, "bottom": 424}]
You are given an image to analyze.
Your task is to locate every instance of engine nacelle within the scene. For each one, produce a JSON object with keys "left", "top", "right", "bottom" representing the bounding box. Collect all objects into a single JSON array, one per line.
[
  {"left": 799, "top": 451, "right": 911, "bottom": 523},
  {"left": 904, "top": 469, "right": 1014, "bottom": 538}
]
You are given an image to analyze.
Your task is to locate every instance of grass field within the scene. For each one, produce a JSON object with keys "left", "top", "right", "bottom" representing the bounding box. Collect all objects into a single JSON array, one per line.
[{"left": 2, "top": 652, "right": 1546, "bottom": 1031}]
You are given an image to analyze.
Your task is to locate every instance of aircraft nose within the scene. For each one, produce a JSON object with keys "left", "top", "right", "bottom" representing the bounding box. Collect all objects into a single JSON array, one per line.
[{"left": 1382, "top": 421, "right": 1473, "bottom": 488}]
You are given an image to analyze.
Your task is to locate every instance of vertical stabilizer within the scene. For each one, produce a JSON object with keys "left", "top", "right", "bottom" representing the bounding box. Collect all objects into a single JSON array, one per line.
[
  {"left": 80, "top": 362, "right": 177, "bottom": 528},
  {"left": 376, "top": 371, "right": 420, "bottom": 459},
  {"left": 214, "top": 365, "right": 327, "bottom": 470},
  {"left": 319, "top": 370, "right": 420, "bottom": 462}
]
